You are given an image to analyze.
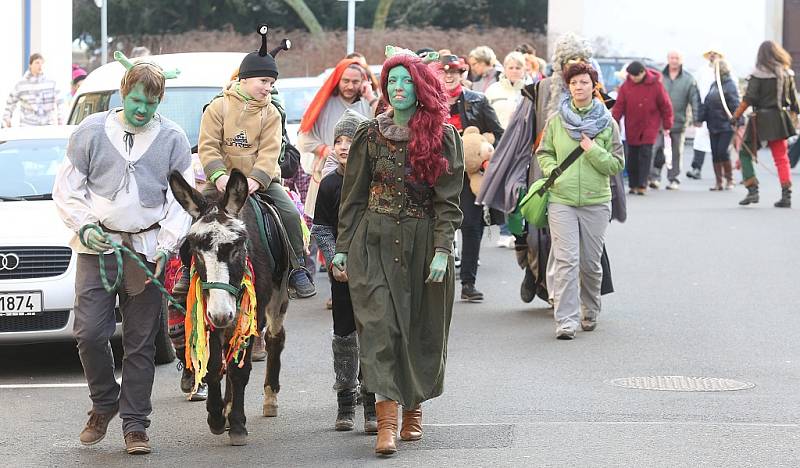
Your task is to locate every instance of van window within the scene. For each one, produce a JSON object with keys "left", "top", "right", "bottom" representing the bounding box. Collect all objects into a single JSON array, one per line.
[
  {"left": 278, "top": 86, "right": 317, "bottom": 124},
  {"left": 69, "top": 87, "right": 223, "bottom": 146}
]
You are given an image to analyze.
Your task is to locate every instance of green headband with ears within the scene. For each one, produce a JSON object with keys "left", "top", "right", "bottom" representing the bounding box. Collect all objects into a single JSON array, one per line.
[
  {"left": 114, "top": 51, "right": 180, "bottom": 79},
  {"left": 385, "top": 45, "right": 439, "bottom": 64}
]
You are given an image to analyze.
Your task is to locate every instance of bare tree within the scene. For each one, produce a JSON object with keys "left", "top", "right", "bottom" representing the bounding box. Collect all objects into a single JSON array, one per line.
[
  {"left": 282, "top": 0, "right": 324, "bottom": 37},
  {"left": 373, "top": 0, "right": 395, "bottom": 30}
]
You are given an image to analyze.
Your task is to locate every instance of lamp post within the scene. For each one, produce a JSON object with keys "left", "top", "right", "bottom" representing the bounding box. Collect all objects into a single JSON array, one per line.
[
  {"left": 93, "top": 0, "right": 107, "bottom": 64},
  {"left": 338, "top": 0, "right": 364, "bottom": 55}
]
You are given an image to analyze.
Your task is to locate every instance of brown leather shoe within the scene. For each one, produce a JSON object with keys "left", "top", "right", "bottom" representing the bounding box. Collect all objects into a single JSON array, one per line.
[
  {"left": 79, "top": 409, "right": 117, "bottom": 446},
  {"left": 124, "top": 431, "right": 151, "bottom": 455},
  {"left": 400, "top": 406, "right": 423, "bottom": 441},
  {"left": 374, "top": 400, "right": 398, "bottom": 455}
]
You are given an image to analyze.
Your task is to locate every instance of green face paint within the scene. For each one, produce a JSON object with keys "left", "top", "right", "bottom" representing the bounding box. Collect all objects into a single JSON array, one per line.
[
  {"left": 387, "top": 66, "right": 417, "bottom": 112},
  {"left": 122, "top": 83, "right": 160, "bottom": 127}
]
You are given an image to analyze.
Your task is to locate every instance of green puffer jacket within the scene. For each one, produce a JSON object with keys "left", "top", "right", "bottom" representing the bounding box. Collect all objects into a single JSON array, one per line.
[{"left": 536, "top": 109, "right": 625, "bottom": 207}]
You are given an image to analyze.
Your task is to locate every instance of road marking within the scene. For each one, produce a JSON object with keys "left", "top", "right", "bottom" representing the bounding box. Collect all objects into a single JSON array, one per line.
[
  {"left": 0, "top": 378, "right": 121, "bottom": 389},
  {"left": 426, "top": 421, "right": 800, "bottom": 428}
]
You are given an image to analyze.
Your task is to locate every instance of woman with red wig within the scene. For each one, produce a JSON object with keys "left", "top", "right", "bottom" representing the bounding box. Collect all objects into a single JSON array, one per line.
[{"left": 331, "top": 46, "right": 465, "bottom": 456}]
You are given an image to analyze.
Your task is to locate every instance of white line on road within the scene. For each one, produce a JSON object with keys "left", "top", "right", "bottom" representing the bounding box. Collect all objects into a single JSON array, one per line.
[
  {"left": 0, "top": 378, "right": 121, "bottom": 389},
  {"left": 426, "top": 421, "right": 800, "bottom": 428}
]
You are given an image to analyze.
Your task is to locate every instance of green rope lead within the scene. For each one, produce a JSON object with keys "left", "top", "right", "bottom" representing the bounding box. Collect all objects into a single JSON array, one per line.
[{"left": 78, "top": 224, "right": 186, "bottom": 313}]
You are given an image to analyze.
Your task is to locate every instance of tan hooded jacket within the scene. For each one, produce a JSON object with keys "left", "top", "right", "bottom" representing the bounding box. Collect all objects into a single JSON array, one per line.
[{"left": 198, "top": 82, "right": 282, "bottom": 189}]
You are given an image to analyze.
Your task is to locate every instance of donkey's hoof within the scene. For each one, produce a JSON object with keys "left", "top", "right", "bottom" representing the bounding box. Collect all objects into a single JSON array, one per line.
[
  {"left": 229, "top": 432, "right": 248, "bottom": 446},
  {"left": 263, "top": 387, "right": 278, "bottom": 417},
  {"left": 262, "top": 403, "right": 278, "bottom": 417},
  {"left": 208, "top": 415, "right": 226, "bottom": 435}
]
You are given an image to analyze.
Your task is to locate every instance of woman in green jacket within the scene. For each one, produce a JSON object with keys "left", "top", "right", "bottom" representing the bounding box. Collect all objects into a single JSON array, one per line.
[{"left": 536, "top": 63, "right": 625, "bottom": 340}]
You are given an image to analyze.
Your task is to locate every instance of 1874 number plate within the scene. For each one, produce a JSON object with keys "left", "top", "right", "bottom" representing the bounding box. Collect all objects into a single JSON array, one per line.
[{"left": 0, "top": 292, "right": 43, "bottom": 316}]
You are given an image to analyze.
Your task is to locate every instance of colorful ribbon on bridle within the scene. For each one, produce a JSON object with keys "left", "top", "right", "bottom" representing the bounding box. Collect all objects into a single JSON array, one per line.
[{"left": 184, "top": 258, "right": 258, "bottom": 393}]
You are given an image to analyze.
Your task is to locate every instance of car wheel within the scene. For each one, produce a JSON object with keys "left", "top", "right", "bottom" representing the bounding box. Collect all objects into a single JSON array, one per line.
[{"left": 154, "top": 297, "right": 176, "bottom": 365}]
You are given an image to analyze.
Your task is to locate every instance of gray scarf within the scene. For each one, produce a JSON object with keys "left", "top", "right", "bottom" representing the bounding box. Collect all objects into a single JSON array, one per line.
[{"left": 558, "top": 95, "right": 612, "bottom": 140}]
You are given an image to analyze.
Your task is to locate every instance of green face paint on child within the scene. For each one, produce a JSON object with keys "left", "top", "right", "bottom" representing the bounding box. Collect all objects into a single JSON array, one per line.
[
  {"left": 122, "top": 83, "right": 160, "bottom": 127},
  {"left": 387, "top": 66, "right": 417, "bottom": 111}
]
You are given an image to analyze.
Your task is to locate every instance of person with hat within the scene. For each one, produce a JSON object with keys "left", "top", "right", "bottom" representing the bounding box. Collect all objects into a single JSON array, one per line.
[
  {"left": 71, "top": 65, "right": 88, "bottom": 96},
  {"left": 432, "top": 53, "right": 503, "bottom": 303},
  {"left": 52, "top": 52, "right": 193, "bottom": 455},
  {"left": 198, "top": 25, "right": 316, "bottom": 298},
  {"left": 297, "top": 57, "right": 377, "bottom": 219},
  {"left": 310, "top": 109, "right": 378, "bottom": 434}
]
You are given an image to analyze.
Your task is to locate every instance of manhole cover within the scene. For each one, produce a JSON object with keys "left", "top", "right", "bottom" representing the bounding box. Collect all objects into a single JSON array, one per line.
[{"left": 607, "top": 376, "right": 755, "bottom": 392}]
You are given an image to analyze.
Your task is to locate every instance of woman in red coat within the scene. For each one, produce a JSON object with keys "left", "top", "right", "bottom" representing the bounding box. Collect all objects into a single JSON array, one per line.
[{"left": 612, "top": 61, "right": 674, "bottom": 194}]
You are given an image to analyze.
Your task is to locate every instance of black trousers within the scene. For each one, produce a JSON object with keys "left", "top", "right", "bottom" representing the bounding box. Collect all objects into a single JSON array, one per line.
[
  {"left": 329, "top": 271, "right": 356, "bottom": 337},
  {"left": 459, "top": 177, "right": 483, "bottom": 286},
  {"left": 691, "top": 149, "right": 706, "bottom": 170},
  {"left": 626, "top": 144, "right": 653, "bottom": 189},
  {"left": 709, "top": 131, "right": 734, "bottom": 163}
]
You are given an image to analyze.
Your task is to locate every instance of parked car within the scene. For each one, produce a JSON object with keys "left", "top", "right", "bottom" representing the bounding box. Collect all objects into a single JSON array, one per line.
[
  {"left": 69, "top": 52, "right": 322, "bottom": 146},
  {"left": 0, "top": 125, "right": 175, "bottom": 363}
]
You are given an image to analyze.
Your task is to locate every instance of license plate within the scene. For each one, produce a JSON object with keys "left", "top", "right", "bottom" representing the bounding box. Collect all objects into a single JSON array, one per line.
[{"left": 0, "top": 292, "right": 43, "bottom": 316}]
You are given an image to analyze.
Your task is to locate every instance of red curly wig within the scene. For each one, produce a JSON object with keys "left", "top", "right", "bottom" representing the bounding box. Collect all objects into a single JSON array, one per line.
[{"left": 380, "top": 54, "right": 449, "bottom": 186}]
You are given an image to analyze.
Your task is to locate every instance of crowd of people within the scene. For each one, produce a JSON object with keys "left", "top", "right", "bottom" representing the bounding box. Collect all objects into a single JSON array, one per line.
[{"left": 4, "top": 26, "right": 794, "bottom": 458}]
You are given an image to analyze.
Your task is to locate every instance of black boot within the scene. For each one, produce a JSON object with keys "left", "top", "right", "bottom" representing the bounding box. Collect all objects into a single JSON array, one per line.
[
  {"left": 739, "top": 185, "right": 760, "bottom": 205},
  {"left": 332, "top": 332, "right": 359, "bottom": 431},
  {"left": 774, "top": 185, "right": 792, "bottom": 208},
  {"left": 336, "top": 390, "right": 357, "bottom": 431},
  {"left": 176, "top": 348, "right": 193, "bottom": 394},
  {"left": 461, "top": 283, "right": 484, "bottom": 302},
  {"left": 362, "top": 388, "right": 378, "bottom": 434},
  {"left": 520, "top": 267, "right": 535, "bottom": 303}
]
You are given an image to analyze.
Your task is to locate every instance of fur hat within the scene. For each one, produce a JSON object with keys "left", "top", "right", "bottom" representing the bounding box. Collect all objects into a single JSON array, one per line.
[
  {"left": 334, "top": 109, "right": 368, "bottom": 143},
  {"left": 239, "top": 24, "right": 291, "bottom": 80},
  {"left": 461, "top": 126, "right": 495, "bottom": 195}
]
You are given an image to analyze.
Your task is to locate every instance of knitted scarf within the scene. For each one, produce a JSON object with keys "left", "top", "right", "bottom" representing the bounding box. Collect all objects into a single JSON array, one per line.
[{"left": 558, "top": 95, "right": 612, "bottom": 140}]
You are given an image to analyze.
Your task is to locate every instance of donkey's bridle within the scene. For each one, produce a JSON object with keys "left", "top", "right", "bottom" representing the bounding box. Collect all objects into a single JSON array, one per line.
[{"left": 201, "top": 281, "right": 247, "bottom": 306}]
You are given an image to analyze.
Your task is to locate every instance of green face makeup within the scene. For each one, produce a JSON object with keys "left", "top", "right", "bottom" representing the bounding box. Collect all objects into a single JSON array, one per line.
[
  {"left": 387, "top": 66, "right": 416, "bottom": 112},
  {"left": 122, "top": 83, "right": 160, "bottom": 127}
]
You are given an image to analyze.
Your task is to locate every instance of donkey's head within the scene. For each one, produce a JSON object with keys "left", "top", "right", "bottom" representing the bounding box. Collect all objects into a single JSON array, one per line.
[{"left": 169, "top": 170, "right": 249, "bottom": 329}]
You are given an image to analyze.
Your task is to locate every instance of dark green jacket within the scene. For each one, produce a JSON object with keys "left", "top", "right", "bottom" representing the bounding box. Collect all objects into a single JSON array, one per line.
[{"left": 661, "top": 66, "right": 701, "bottom": 131}]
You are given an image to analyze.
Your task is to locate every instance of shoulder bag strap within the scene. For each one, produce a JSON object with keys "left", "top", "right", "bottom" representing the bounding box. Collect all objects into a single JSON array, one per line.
[{"left": 536, "top": 146, "right": 584, "bottom": 196}]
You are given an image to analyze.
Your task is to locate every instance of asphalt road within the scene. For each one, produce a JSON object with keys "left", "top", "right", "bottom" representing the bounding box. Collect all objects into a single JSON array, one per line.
[{"left": 1, "top": 149, "right": 799, "bottom": 467}]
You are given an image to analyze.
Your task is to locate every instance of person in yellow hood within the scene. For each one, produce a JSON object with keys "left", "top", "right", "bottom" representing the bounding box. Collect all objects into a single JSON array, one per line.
[{"left": 198, "top": 25, "right": 315, "bottom": 298}]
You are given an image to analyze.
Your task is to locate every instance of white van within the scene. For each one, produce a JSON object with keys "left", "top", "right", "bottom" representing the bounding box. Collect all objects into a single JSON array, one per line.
[
  {"left": 68, "top": 52, "right": 321, "bottom": 146},
  {"left": 0, "top": 125, "right": 175, "bottom": 363}
]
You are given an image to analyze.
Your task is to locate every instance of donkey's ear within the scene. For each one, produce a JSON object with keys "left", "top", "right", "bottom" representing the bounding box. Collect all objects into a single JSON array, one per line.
[
  {"left": 220, "top": 169, "right": 249, "bottom": 215},
  {"left": 169, "top": 170, "right": 207, "bottom": 219}
]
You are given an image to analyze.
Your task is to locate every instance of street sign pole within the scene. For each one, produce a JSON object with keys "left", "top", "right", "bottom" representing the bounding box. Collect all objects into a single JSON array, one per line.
[
  {"left": 338, "top": 0, "right": 363, "bottom": 55},
  {"left": 101, "top": 0, "right": 107, "bottom": 64}
]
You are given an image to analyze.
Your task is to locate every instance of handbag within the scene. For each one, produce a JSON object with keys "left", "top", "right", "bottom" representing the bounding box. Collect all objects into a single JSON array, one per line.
[{"left": 518, "top": 146, "right": 584, "bottom": 228}]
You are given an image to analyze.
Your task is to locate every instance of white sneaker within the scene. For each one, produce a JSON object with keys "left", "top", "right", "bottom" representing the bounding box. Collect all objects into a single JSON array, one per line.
[
  {"left": 495, "top": 235, "right": 515, "bottom": 248},
  {"left": 666, "top": 181, "right": 679, "bottom": 190},
  {"left": 556, "top": 326, "right": 576, "bottom": 340}
]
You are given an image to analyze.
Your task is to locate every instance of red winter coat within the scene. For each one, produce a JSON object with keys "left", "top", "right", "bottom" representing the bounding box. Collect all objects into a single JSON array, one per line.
[{"left": 612, "top": 69, "right": 674, "bottom": 145}]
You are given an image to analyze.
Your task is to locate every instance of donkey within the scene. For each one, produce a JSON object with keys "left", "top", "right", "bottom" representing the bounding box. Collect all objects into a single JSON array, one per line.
[{"left": 169, "top": 169, "right": 289, "bottom": 446}]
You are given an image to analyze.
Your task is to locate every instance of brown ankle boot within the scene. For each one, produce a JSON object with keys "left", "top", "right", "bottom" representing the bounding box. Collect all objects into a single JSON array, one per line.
[
  {"left": 722, "top": 161, "right": 735, "bottom": 189},
  {"left": 374, "top": 400, "right": 398, "bottom": 455},
  {"left": 709, "top": 162, "right": 724, "bottom": 191},
  {"left": 400, "top": 406, "right": 423, "bottom": 441}
]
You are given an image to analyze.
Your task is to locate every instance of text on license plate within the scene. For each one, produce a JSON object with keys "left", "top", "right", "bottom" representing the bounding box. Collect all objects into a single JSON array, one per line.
[{"left": 0, "top": 292, "right": 43, "bottom": 315}]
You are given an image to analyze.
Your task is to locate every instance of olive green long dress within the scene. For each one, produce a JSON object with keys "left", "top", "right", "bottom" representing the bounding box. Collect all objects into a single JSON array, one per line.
[{"left": 336, "top": 115, "right": 464, "bottom": 407}]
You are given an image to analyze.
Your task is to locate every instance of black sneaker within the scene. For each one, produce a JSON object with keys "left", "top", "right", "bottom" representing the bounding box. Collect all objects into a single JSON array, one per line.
[
  {"left": 461, "top": 283, "right": 484, "bottom": 302},
  {"left": 289, "top": 267, "right": 316, "bottom": 298}
]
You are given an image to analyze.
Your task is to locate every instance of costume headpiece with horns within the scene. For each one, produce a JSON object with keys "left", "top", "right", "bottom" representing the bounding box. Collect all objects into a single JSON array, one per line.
[{"left": 239, "top": 24, "right": 291, "bottom": 80}]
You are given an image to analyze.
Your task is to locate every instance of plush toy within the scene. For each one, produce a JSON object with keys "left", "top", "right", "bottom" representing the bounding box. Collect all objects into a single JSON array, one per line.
[{"left": 461, "top": 126, "right": 495, "bottom": 195}]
